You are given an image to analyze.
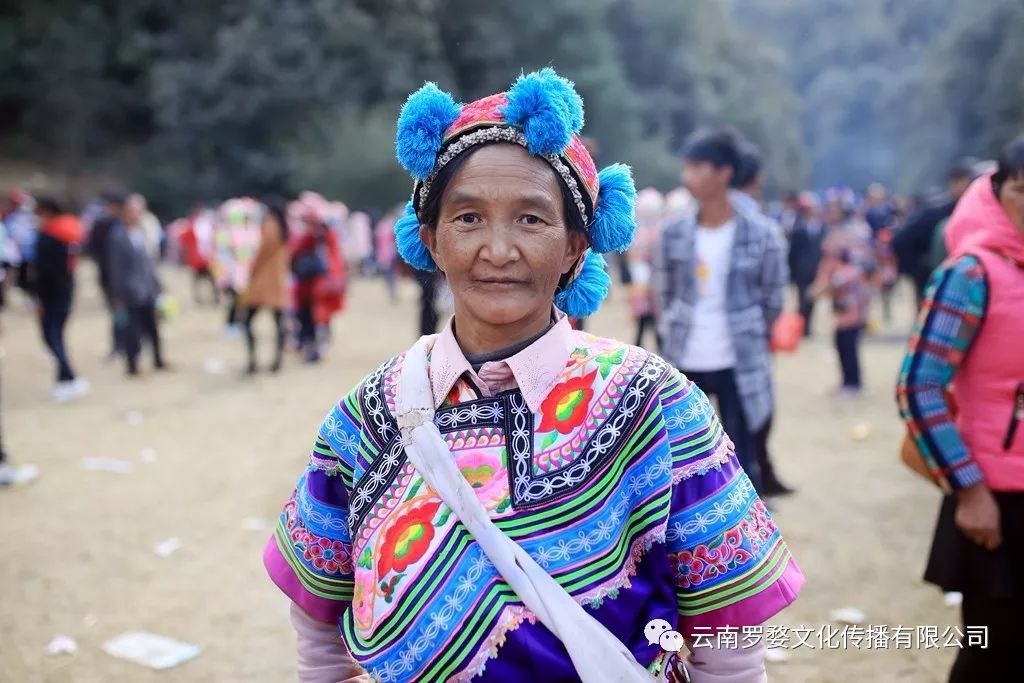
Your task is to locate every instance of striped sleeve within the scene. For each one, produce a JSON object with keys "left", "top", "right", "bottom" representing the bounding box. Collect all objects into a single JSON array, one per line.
[
  {"left": 896, "top": 254, "right": 988, "bottom": 491},
  {"left": 263, "top": 389, "right": 365, "bottom": 624},
  {"left": 659, "top": 370, "right": 802, "bottom": 635}
]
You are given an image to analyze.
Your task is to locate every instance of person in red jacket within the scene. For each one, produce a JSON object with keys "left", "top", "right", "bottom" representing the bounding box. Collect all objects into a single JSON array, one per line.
[
  {"left": 290, "top": 205, "right": 346, "bottom": 363},
  {"left": 178, "top": 204, "right": 219, "bottom": 305},
  {"left": 33, "top": 197, "right": 89, "bottom": 402}
]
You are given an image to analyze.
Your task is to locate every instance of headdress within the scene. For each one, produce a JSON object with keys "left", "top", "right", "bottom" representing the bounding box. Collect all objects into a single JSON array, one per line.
[{"left": 393, "top": 68, "right": 637, "bottom": 317}]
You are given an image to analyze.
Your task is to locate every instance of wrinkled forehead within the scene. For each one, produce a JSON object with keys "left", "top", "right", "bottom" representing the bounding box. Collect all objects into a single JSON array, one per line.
[{"left": 441, "top": 144, "right": 565, "bottom": 209}]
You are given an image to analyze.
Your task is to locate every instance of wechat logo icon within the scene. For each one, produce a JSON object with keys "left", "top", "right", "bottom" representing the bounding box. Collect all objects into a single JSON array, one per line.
[{"left": 645, "top": 618, "right": 685, "bottom": 653}]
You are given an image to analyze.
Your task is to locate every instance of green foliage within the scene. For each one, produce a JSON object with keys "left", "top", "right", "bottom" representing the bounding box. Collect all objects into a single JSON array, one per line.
[
  {"left": 732, "top": 0, "right": 1024, "bottom": 192},
  {"left": 0, "top": 0, "right": 823, "bottom": 213}
]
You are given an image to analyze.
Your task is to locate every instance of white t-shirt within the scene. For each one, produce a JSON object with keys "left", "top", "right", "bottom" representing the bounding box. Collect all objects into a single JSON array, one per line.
[{"left": 679, "top": 219, "right": 737, "bottom": 371}]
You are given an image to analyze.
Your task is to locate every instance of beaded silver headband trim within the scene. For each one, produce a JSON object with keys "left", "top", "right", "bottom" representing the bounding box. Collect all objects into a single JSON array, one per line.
[{"left": 415, "top": 126, "right": 592, "bottom": 226}]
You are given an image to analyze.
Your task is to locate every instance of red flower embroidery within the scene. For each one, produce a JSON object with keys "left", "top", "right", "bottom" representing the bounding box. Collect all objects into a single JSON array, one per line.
[
  {"left": 290, "top": 525, "right": 309, "bottom": 545},
  {"left": 444, "top": 383, "right": 462, "bottom": 407},
  {"left": 303, "top": 537, "right": 353, "bottom": 575},
  {"left": 670, "top": 525, "right": 759, "bottom": 589},
  {"left": 378, "top": 501, "right": 442, "bottom": 576},
  {"left": 672, "top": 550, "right": 706, "bottom": 588},
  {"left": 539, "top": 370, "right": 598, "bottom": 434}
]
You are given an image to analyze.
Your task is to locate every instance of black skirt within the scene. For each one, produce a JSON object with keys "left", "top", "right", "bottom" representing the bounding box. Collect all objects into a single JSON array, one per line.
[{"left": 924, "top": 491, "right": 1024, "bottom": 598}]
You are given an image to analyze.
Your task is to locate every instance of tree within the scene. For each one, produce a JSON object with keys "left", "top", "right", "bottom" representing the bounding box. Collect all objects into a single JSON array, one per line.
[{"left": 1, "top": 0, "right": 810, "bottom": 213}]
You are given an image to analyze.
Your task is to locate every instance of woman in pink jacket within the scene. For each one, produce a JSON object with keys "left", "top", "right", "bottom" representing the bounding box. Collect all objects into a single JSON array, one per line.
[{"left": 897, "top": 133, "right": 1024, "bottom": 682}]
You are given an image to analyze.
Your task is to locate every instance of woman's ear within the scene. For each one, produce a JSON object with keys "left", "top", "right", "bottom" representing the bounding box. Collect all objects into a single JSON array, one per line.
[
  {"left": 419, "top": 224, "right": 442, "bottom": 270},
  {"left": 563, "top": 230, "right": 588, "bottom": 272}
]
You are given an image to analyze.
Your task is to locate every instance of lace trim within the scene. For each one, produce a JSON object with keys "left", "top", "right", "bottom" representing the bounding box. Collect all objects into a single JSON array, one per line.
[
  {"left": 578, "top": 526, "right": 666, "bottom": 608},
  {"left": 451, "top": 605, "right": 537, "bottom": 683},
  {"left": 452, "top": 526, "right": 666, "bottom": 681},
  {"left": 671, "top": 438, "right": 734, "bottom": 484}
]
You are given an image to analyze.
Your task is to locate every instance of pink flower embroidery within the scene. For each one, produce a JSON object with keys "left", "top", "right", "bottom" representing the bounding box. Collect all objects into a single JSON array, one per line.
[{"left": 456, "top": 451, "right": 509, "bottom": 510}]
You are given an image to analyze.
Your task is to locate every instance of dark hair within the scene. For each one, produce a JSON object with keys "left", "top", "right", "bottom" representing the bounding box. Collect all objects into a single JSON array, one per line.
[
  {"left": 262, "top": 198, "right": 290, "bottom": 243},
  {"left": 992, "top": 134, "right": 1024, "bottom": 196},
  {"left": 35, "top": 196, "right": 63, "bottom": 215},
  {"left": 948, "top": 157, "right": 977, "bottom": 181},
  {"left": 101, "top": 190, "right": 128, "bottom": 207},
  {"left": 732, "top": 142, "right": 762, "bottom": 189},
  {"left": 682, "top": 127, "right": 742, "bottom": 176},
  {"left": 264, "top": 201, "right": 288, "bottom": 244},
  {"left": 418, "top": 143, "right": 586, "bottom": 236}
]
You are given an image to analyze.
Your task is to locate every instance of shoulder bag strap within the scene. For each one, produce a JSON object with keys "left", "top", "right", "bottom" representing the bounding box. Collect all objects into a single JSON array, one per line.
[{"left": 395, "top": 336, "right": 657, "bottom": 683}]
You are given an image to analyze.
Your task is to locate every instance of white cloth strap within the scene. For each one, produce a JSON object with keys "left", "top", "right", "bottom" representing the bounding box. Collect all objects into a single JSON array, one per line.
[{"left": 396, "top": 336, "right": 654, "bottom": 683}]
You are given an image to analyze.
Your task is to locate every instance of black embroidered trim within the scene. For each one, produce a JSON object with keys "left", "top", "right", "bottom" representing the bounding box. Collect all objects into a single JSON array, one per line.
[{"left": 348, "top": 351, "right": 672, "bottom": 531}]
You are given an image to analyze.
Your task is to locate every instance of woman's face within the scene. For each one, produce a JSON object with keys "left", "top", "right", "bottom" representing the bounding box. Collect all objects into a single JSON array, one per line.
[
  {"left": 421, "top": 144, "right": 587, "bottom": 330},
  {"left": 824, "top": 202, "right": 843, "bottom": 225},
  {"left": 999, "top": 174, "right": 1024, "bottom": 233}
]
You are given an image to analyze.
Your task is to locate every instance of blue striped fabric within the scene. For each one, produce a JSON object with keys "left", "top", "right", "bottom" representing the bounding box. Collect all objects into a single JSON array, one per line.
[{"left": 896, "top": 254, "right": 988, "bottom": 490}]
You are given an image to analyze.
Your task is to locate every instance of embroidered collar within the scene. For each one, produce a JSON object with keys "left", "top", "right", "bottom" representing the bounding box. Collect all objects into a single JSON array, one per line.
[{"left": 429, "top": 310, "right": 573, "bottom": 413}]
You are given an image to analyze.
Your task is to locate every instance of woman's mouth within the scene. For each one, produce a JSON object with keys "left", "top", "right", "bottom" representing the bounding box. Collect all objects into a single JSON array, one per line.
[
  {"left": 475, "top": 278, "right": 526, "bottom": 287},
  {"left": 475, "top": 276, "right": 524, "bottom": 284}
]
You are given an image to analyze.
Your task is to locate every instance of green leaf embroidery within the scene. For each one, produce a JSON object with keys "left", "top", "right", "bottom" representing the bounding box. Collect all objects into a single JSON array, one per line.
[
  {"left": 570, "top": 346, "right": 590, "bottom": 361},
  {"left": 435, "top": 507, "right": 453, "bottom": 527},
  {"left": 380, "top": 574, "right": 404, "bottom": 604},
  {"left": 405, "top": 479, "right": 423, "bottom": 501},
  {"left": 358, "top": 545, "right": 373, "bottom": 569},
  {"left": 595, "top": 348, "right": 625, "bottom": 379},
  {"left": 596, "top": 348, "right": 625, "bottom": 365},
  {"left": 540, "top": 431, "right": 559, "bottom": 450}
]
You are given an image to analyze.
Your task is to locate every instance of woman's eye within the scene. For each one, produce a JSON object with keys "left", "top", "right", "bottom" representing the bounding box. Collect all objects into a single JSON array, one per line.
[
  {"left": 520, "top": 214, "right": 542, "bottom": 225},
  {"left": 456, "top": 213, "right": 480, "bottom": 225}
]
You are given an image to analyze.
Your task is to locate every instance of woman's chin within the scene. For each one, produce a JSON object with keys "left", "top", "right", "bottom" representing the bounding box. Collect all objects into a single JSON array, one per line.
[{"left": 459, "top": 300, "right": 538, "bottom": 329}]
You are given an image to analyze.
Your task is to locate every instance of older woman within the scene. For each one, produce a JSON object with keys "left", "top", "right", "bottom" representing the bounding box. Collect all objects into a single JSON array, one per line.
[
  {"left": 264, "top": 69, "right": 802, "bottom": 683},
  {"left": 897, "top": 134, "right": 1024, "bottom": 682}
]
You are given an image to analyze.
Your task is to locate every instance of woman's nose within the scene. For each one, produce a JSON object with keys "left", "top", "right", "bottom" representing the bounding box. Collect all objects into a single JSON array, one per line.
[{"left": 479, "top": 226, "right": 519, "bottom": 265}]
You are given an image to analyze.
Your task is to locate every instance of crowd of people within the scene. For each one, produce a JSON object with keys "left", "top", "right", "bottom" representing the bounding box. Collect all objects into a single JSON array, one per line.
[
  {"left": 0, "top": 129, "right": 941, "bottom": 420},
  {"left": 1, "top": 82, "right": 1022, "bottom": 679},
  {"left": 603, "top": 128, "right": 913, "bottom": 500},
  {"left": 590, "top": 127, "right": 1023, "bottom": 681},
  {"left": 0, "top": 189, "right": 404, "bottom": 487},
  {"left": 0, "top": 190, "right": 413, "bottom": 383}
]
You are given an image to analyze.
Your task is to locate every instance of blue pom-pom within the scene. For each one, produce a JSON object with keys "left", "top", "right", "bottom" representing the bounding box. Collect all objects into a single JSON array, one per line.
[
  {"left": 396, "top": 83, "right": 461, "bottom": 180},
  {"left": 394, "top": 201, "right": 436, "bottom": 271},
  {"left": 590, "top": 164, "right": 637, "bottom": 254},
  {"left": 502, "top": 68, "right": 584, "bottom": 156},
  {"left": 555, "top": 251, "right": 610, "bottom": 318}
]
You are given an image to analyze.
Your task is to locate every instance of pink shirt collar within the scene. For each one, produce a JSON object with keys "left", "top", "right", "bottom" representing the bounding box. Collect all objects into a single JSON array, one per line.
[{"left": 429, "top": 310, "right": 574, "bottom": 413}]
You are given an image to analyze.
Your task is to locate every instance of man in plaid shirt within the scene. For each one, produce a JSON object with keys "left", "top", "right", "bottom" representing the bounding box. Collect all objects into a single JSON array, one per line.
[{"left": 656, "top": 128, "right": 788, "bottom": 493}]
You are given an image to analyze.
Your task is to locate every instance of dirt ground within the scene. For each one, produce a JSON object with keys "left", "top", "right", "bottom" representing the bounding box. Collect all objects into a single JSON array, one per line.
[{"left": 1, "top": 263, "right": 962, "bottom": 682}]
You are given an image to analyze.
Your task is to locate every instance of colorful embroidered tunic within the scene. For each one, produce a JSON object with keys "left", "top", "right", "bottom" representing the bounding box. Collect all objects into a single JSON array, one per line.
[{"left": 265, "top": 316, "right": 803, "bottom": 681}]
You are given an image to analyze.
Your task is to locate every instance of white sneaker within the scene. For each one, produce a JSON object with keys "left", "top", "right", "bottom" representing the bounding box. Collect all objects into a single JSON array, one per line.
[
  {"left": 53, "top": 381, "right": 76, "bottom": 403},
  {"left": 53, "top": 378, "right": 89, "bottom": 403},
  {"left": 72, "top": 378, "right": 90, "bottom": 397},
  {"left": 0, "top": 462, "right": 40, "bottom": 486}
]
